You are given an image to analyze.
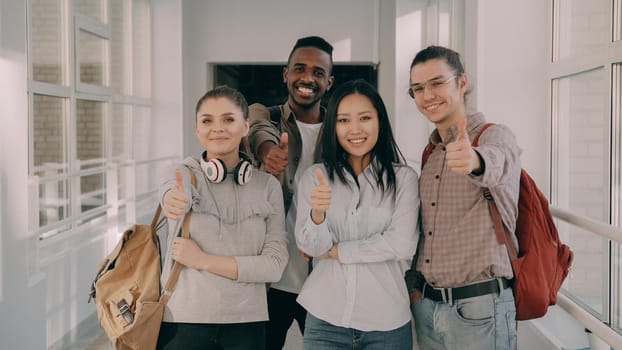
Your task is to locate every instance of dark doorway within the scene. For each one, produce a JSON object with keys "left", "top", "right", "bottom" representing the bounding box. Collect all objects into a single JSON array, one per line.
[{"left": 213, "top": 64, "right": 378, "bottom": 107}]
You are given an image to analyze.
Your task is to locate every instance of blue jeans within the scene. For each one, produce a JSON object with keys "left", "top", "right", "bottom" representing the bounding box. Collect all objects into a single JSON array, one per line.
[
  {"left": 411, "top": 284, "right": 517, "bottom": 350},
  {"left": 303, "top": 313, "right": 412, "bottom": 350}
]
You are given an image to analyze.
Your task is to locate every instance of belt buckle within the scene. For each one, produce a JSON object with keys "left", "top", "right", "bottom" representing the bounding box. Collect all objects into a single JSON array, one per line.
[
  {"left": 433, "top": 285, "right": 453, "bottom": 304},
  {"left": 496, "top": 278, "right": 505, "bottom": 296}
]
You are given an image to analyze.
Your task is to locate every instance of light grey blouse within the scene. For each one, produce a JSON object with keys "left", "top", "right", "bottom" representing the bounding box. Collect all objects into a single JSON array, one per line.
[
  {"left": 295, "top": 162, "right": 420, "bottom": 332},
  {"left": 158, "top": 157, "right": 288, "bottom": 324}
]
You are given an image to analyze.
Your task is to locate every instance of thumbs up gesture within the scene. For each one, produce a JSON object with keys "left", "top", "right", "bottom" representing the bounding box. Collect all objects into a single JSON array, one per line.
[
  {"left": 310, "top": 168, "right": 331, "bottom": 224},
  {"left": 163, "top": 169, "right": 189, "bottom": 220},
  {"left": 445, "top": 118, "right": 482, "bottom": 175},
  {"left": 262, "top": 132, "right": 289, "bottom": 176}
]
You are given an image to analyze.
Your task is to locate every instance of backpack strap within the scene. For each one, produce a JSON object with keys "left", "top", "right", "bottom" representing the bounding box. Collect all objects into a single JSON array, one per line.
[
  {"left": 475, "top": 123, "right": 519, "bottom": 261},
  {"left": 160, "top": 166, "right": 197, "bottom": 304},
  {"left": 484, "top": 188, "right": 519, "bottom": 260},
  {"left": 471, "top": 123, "right": 495, "bottom": 147},
  {"left": 267, "top": 105, "right": 282, "bottom": 128},
  {"left": 421, "top": 143, "right": 435, "bottom": 169}
]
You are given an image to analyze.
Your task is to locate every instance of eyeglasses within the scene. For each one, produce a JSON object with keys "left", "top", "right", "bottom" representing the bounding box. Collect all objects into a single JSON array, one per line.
[{"left": 408, "top": 75, "right": 458, "bottom": 99}]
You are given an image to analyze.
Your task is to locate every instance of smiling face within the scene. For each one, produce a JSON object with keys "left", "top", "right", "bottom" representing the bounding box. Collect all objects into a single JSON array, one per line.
[
  {"left": 335, "top": 93, "right": 379, "bottom": 171},
  {"left": 195, "top": 97, "right": 249, "bottom": 167},
  {"left": 409, "top": 58, "right": 468, "bottom": 129},
  {"left": 284, "top": 46, "right": 334, "bottom": 110}
]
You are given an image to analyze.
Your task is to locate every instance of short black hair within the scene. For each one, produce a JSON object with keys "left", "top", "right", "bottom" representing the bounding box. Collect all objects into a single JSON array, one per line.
[{"left": 287, "top": 36, "right": 334, "bottom": 66}]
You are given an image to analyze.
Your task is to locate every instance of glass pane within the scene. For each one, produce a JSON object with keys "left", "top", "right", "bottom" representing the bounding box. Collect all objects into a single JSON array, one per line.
[
  {"left": 39, "top": 179, "right": 69, "bottom": 226},
  {"left": 78, "top": 30, "right": 106, "bottom": 86},
  {"left": 117, "top": 167, "right": 126, "bottom": 202},
  {"left": 110, "top": 0, "right": 129, "bottom": 94},
  {"left": 132, "top": 0, "right": 151, "bottom": 98},
  {"left": 74, "top": 0, "right": 104, "bottom": 22},
  {"left": 135, "top": 163, "right": 153, "bottom": 197},
  {"left": 33, "top": 95, "right": 68, "bottom": 175},
  {"left": 556, "top": 0, "right": 609, "bottom": 60},
  {"left": 110, "top": 104, "right": 130, "bottom": 160},
  {"left": 30, "top": 0, "right": 65, "bottom": 84},
  {"left": 132, "top": 106, "right": 151, "bottom": 160},
  {"left": 76, "top": 99, "right": 105, "bottom": 164},
  {"left": 80, "top": 173, "right": 105, "bottom": 213},
  {"left": 554, "top": 68, "right": 609, "bottom": 314}
]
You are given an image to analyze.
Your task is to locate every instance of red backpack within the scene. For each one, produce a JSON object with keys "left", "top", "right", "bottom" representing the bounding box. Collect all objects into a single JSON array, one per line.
[{"left": 422, "top": 123, "right": 574, "bottom": 320}]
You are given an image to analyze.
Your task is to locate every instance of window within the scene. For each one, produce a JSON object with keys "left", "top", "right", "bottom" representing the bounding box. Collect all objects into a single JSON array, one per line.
[
  {"left": 27, "top": 0, "right": 152, "bottom": 239},
  {"left": 30, "top": 0, "right": 66, "bottom": 85},
  {"left": 555, "top": 0, "right": 609, "bottom": 61},
  {"left": 551, "top": 0, "right": 622, "bottom": 329}
]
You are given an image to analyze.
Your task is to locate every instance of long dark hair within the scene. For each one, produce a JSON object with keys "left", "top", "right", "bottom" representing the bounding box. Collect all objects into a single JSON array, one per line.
[{"left": 321, "top": 79, "right": 405, "bottom": 194}]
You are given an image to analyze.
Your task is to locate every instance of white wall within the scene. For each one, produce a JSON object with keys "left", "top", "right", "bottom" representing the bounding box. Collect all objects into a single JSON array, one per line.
[
  {"left": 395, "top": 0, "right": 436, "bottom": 167},
  {"left": 152, "top": 0, "right": 183, "bottom": 159},
  {"left": 469, "top": 0, "right": 550, "bottom": 189},
  {"left": 0, "top": 1, "right": 46, "bottom": 348}
]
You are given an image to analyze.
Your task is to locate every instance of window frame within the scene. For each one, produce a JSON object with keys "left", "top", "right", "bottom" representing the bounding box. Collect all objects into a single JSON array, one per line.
[
  {"left": 27, "top": 0, "right": 154, "bottom": 241},
  {"left": 550, "top": 0, "right": 622, "bottom": 331}
]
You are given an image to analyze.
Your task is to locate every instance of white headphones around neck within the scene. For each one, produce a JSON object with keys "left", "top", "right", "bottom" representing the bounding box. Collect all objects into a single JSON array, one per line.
[{"left": 200, "top": 151, "right": 253, "bottom": 185}]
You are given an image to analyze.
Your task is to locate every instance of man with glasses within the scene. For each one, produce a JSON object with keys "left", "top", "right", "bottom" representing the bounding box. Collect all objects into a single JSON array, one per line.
[{"left": 405, "top": 45, "right": 521, "bottom": 350}]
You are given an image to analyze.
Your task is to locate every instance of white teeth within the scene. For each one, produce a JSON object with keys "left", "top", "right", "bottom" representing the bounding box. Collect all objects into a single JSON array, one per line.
[
  {"left": 297, "top": 86, "right": 313, "bottom": 95},
  {"left": 349, "top": 138, "right": 365, "bottom": 144},
  {"left": 425, "top": 103, "right": 442, "bottom": 111}
]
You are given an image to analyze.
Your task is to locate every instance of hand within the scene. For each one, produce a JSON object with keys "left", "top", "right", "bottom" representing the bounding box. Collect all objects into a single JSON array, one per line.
[
  {"left": 170, "top": 237, "right": 205, "bottom": 270},
  {"left": 310, "top": 168, "right": 331, "bottom": 224},
  {"left": 163, "top": 169, "right": 189, "bottom": 220},
  {"left": 318, "top": 243, "right": 338, "bottom": 260},
  {"left": 262, "top": 132, "right": 289, "bottom": 175},
  {"left": 299, "top": 250, "right": 311, "bottom": 262},
  {"left": 409, "top": 288, "right": 423, "bottom": 305},
  {"left": 445, "top": 118, "right": 481, "bottom": 175}
]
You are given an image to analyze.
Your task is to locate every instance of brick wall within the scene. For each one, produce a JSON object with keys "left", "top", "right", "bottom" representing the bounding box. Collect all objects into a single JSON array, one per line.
[
  {"left": 31, "top": 0, "right": 62, "bottom": 84},
  {"left": 33, "top": 93, "right": 64, "bottom": 167},
  {"left": 560, "top": 68, "right": 608, "bottom": 305}
]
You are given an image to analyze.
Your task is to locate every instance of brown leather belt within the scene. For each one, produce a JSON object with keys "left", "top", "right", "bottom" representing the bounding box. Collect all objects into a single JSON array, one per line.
[{"left": 422, "top": 278, "right": 512, "bottom": 304}]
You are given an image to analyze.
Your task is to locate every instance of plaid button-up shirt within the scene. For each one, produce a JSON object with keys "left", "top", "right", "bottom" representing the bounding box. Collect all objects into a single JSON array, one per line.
[{"left": 417, "top": 113, "right": 521, "bottom": 288}]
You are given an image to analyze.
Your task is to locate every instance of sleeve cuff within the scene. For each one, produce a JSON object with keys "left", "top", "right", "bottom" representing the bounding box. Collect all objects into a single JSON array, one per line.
[{"left": 336, "top": 240, "right": 358, "bottom": 264}]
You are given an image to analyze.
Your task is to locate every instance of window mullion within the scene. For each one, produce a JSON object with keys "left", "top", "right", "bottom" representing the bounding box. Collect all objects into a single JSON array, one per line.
[{"left": 611, "top": 63, "right": 622, "bottom": 330}]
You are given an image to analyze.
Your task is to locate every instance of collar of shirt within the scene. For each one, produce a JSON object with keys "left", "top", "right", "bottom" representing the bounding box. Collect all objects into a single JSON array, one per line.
[{"left": 283, "top": 102, "right": 326, "bottom": 124}]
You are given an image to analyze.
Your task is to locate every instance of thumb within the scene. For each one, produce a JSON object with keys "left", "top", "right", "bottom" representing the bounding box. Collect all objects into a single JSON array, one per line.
[
  {"left": 315, "top": 168, "right": 328, "bottom": 186},
  {"left": 175, "top": 169, "right": 185, "bottom": 189},
  {"left": 279, "top": 132, "right": 289, "bottom": 150},
  {"left": 457, "top": 118, "right": 469, "bottom": 142}
]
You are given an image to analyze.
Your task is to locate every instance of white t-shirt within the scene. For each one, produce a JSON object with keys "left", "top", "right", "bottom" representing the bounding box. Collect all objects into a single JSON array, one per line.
[{"left": 271, "top": 120, "right": 322, "bottom": 294}]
